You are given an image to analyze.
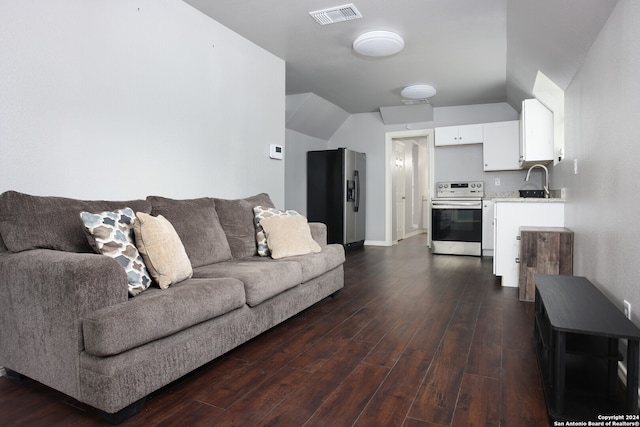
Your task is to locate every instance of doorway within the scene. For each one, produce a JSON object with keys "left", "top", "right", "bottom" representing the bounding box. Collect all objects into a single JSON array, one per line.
[{"left": 385, "top": 129, "right": 434, "bottom": 246}]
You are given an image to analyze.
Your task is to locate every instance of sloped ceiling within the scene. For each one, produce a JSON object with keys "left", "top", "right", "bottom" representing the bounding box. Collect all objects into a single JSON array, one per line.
[
  {"left": 286, "top": 93, "right": 350, "bottom": 140},
  {"left": 183, "top": 0, "right": 617, "bottom": 114},
  {"left": 506, "top": 0, "right": 618, "bottom": 108}
]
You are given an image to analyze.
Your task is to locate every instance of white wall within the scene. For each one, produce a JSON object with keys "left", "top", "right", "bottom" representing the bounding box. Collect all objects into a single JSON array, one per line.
[
  {"left": 554, "top": 1, "right": 640, "bottom": 320},
  {"left": 433, "top": 103, "right": 518, "bottom": 127},
  {"left": 284, "top": 128, "right": 329, "bottom": 213},
  {"left": 0, "top": 0, "right": 285, "bottom": 205}
]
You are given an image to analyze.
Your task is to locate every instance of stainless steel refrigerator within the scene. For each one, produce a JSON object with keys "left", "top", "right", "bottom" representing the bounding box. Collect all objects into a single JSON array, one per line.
[{"left": 307, "top": 148, "right": 366, "bottom": 247}]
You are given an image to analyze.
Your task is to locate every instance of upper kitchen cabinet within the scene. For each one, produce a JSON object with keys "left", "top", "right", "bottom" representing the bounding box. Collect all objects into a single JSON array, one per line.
[
  {"left": 435, "top": 124, "right": 483, "bottom": 146},
  {"left": 483, "top": 121, "right": 520, "bottom": 171},
  {"left": 520, "top": 99, "right": 554, "bottom": 168}
]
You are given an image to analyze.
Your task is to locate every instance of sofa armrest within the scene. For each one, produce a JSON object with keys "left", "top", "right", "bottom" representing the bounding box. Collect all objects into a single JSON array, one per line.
[
  {"left": 0, "top": 249, "right": 128, "bottom": 398},
  {"left": 308, "top": 222, "right": 328, "bottom": 246}
]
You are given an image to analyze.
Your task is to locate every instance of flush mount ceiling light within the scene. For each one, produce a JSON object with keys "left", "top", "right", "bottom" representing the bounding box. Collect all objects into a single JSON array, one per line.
[
  {"left": 401, "top": 84, "right": 437, "bottom": 99},
  {"left": 353, "top": 31, "right": 404, "bottom": 57}
]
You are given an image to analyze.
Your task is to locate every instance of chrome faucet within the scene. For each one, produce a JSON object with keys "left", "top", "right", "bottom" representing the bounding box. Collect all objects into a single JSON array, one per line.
[{"left": 525, "top": 164, "right": 550, "bottom": 198}]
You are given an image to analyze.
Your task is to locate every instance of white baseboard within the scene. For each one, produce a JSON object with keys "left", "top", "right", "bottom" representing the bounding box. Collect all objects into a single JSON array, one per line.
[
  {"left": 364, "top": 231, "right": 427, "bottom": 247},
  {"left": 0, "top": 366, "right": 6, "bottom": 376},
  {"left": 364, "top": 240, "right": 390, "bottom": 247}
]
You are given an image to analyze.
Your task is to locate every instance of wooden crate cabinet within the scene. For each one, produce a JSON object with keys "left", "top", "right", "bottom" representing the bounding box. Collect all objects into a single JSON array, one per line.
[{"left": 519, "top": 227, "right": 573, "bottom": 301}]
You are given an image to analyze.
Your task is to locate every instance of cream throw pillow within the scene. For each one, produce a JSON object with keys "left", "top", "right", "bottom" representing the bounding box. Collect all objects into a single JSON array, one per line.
[
  {"left": 259, "top": 214, "right": 321, "bottom": 259},
  {"left": 134, "top": 212, "right": 193, "bottom": 289}
]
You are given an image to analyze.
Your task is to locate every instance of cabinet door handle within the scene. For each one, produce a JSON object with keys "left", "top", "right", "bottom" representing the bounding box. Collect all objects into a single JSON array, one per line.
[
  {"left": 516, "top": 236, "right": 521, "bottom": 240},
  {"left": 515, "top": 258, "right": 520, "bottom": 263}
]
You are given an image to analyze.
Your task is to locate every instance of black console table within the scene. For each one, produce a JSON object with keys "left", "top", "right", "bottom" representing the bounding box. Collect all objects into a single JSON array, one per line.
[{"left": 534, "top": 274, "right": 640, "bottom": 421}]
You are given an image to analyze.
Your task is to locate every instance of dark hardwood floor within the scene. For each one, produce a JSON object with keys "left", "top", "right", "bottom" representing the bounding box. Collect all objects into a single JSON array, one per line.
[{"left": 0, "top": 235, "right": 549, "bottom": 426}]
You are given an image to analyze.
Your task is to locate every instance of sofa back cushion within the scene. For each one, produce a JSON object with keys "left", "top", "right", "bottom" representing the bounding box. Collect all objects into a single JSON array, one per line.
[
  {"left": 147, "top": 196, "right": 232, "bottom": 267},
  {"left": 0, "top": 191, "right": 151, "bottom": 253},
  {"left": 214, "top": 193, "right": 275, "bottom": 259}
]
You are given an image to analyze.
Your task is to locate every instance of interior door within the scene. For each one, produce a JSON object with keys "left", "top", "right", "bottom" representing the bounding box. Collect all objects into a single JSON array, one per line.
[{"left": 394, "top": 142, "right": 406, "bottom": 241}]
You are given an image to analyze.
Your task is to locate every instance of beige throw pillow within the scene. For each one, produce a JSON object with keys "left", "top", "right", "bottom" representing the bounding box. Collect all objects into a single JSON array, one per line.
[
  {"left": 134, "top": 212, "right": 193, "bottom": 289},
  {"left": 259, "top": 214, "right": 321, "bottom": 259}
]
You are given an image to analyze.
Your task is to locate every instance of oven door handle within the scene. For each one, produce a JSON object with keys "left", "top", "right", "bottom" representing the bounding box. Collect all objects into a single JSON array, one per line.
[{"left": 431, "top": 201, "right": 481, "bottom": 209}]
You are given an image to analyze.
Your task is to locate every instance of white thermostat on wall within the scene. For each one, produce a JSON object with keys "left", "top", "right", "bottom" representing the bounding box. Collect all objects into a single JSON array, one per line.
[{"left": 269, "top": 144, "right": 283, "bottom": 160}]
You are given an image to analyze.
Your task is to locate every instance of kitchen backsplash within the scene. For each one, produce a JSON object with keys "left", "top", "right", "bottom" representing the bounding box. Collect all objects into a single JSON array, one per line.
[{"left": 484, "top": 191, "right": 520, "bottom": 198}]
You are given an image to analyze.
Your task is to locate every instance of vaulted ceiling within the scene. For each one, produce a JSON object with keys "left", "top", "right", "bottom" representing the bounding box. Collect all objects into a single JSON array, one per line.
[{"left": 183, "top": 0, "right": 617, "bottom": 114}]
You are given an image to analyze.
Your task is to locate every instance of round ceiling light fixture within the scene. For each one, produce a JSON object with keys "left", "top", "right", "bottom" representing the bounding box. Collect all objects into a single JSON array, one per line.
[
  {"left": 401, "top": 84, "right": 437, "bottom": 99},
  {"left": 353, "top": 30, "right": 404, "bottom": 57}
]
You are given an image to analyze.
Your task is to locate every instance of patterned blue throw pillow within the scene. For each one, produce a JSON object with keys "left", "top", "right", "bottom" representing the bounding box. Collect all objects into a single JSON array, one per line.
[{"left": 80, "top": 207, "right": 151, "bottom": 296}]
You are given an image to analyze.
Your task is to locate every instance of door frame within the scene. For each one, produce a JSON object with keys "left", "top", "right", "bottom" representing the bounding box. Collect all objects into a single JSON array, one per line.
[
  {"left": 384, "top": 129, "right": 434, "bottom": 246},
  {"left": 393, "top": 140, "right": 406, "bottom": 242}
]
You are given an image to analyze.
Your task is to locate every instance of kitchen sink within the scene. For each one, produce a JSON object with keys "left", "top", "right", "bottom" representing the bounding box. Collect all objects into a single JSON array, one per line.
[{"left": 519, "top": 189, "right": 546, "bottom": 198}]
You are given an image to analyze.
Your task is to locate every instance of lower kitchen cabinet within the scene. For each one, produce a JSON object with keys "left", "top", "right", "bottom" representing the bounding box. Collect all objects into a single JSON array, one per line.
[
  {"left": 493, "top": 201, "right": 565, "bottom": 287},
  {"left": 518, "top": 227, "right": 573, "bottom": 301},
  {"left": 482, "top": 200, "right": 495, "bottom": 256}
]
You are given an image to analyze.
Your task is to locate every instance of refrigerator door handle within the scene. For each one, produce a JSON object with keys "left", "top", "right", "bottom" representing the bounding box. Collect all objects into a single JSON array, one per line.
[{"left": 354, "top": 170, "right": 360, "bottom": 212}]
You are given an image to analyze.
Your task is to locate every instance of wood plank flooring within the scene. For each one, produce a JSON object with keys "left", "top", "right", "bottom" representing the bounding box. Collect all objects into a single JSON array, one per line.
[{"left": 0, "top": 235, "right": 549, "bottom": 426}]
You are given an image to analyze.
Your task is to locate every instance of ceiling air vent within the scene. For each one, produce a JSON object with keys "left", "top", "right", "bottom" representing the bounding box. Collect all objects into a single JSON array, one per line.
[{"left": 309, "top": 4, "right": 363, "bottom": 25}]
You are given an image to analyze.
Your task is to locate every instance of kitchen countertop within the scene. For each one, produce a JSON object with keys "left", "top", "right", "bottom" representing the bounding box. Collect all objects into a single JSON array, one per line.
[
  {"left": 488, "top": 197, "right": 565, "bottom": 203},
  {"left": 483, "top": 190, "right": 565, "bottom": 202}
]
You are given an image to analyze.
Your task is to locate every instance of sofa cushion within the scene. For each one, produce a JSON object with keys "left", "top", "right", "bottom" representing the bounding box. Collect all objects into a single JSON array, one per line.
[
  {"left": 259, "top": 214, "right": 321, "bottom": 259},
  {"left": 192, "top": 258, "right": 302, "bottom": 307},
  {"left": 83, "top": 277, "right": 246, "bottom": 357},
  {"left": 147, "top": 196, "right": 232, "bottom": 268},
  {"left": 214, "top": 193, "right": 274, "bottom": 259},
  {"left": 134, "top": 212, "right": 193, "bottom": 289},
  {"left": 80, "top": 208, "right": 152, "bottom": 296},
  {"left": 281, "top": 243, "right": 346, "bottom": 282},
  {"left": 252, "top": 205, "right": 304, "bottom": 257},
  {"left": 0, "top": 191, "right": 151, "bottom": 253}
]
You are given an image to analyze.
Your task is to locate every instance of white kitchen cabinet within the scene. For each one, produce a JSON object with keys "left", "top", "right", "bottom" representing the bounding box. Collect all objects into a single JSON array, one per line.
[
  {"left": 493, "top": 201, "right": 564, "bottom": 287},
  {"left": 520, "top": 99, "right": 554, "bottom": 168},
  {"left": 483, "top": 121, "right": 520, "bottom": 171},
  {"left": 435, "top": 124, "right": 483, "bottom": 146},
  {"left": 482, "top": 200, "right": 495, "bottom": 256}
]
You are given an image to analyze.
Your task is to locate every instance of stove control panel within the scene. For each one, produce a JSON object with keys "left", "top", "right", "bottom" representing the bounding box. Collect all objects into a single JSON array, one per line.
[{"left": 435, "top": 181, "right": 484, "bottom": 198}]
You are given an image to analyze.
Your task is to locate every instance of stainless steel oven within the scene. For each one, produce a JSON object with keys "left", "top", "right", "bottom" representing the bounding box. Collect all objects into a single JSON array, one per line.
[{"left": 431, "top": 181, "right": 483, "bottom": 256}]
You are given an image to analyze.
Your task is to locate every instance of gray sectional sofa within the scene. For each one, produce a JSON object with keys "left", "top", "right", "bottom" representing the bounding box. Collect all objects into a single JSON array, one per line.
[{"left": 0, "top": 191, "right": 345, "bottom": 423}]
